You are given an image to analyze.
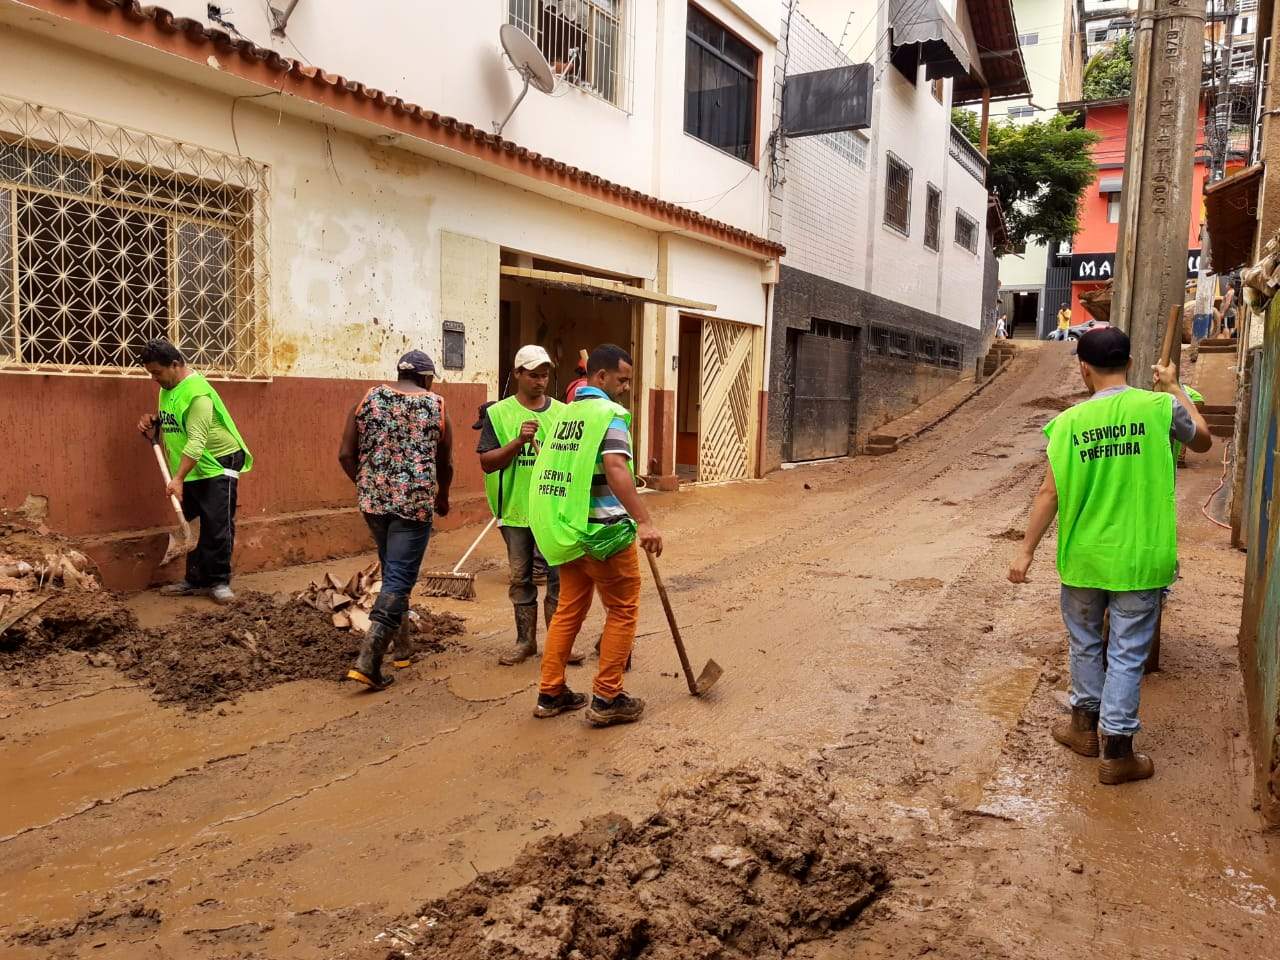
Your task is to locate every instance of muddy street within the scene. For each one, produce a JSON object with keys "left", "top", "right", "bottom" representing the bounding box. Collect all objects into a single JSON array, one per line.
[{"left": 2, "top": 342, "right": 1275, "bottom": 959}]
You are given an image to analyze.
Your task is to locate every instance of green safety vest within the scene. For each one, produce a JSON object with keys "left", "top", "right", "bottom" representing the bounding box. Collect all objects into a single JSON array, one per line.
[
  {"left": 483, "top": 395, "right": 564, "bottom": 527},
  {"left": 528, "top": 397, "right": 636, "bottom": 567},
  {"left": 158, "top": 373, "right": 253, "bottom": 482},
  {"left": 1045, "top": 388, "right": 1176, "bottom": 591},
  {"left": 1172, "top": 385, "right": 1204, "bottom": 462}
]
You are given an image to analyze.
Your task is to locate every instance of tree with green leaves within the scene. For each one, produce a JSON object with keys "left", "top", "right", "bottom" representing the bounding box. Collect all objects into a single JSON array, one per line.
[
  {"left": 1082, "top": 34, "right": 1134, "bottom": 101},
  {"left": 952, "top": 110, "right": 1100, "bottom": 249}
]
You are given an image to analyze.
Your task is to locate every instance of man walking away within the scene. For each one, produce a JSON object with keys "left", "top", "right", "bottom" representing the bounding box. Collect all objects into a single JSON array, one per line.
[
  {"left": 136, "top": 339, "right": 252, "bottom": 605},
  {"left": 338, "top": 350, "right": 452, "bottom": 689},
  {"left": 478, "top": 345, "right": 583, "bottom": 666},
  {"left": 528, "top": 344, "right": 663, "bottom": 726},
  {"left": 1009, "top": 328, "right": 1210, "bottom": 784}
]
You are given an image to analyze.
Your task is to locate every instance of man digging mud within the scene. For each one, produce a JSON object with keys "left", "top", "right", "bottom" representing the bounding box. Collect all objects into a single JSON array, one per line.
[
  {"left": 338, "top": 350, "right": 453, "bottom": 690},
  {"left": 136, "top": 339, "right": 253, "bottom": 605},
  {"left": 1009, "top": 328, "right": 1211, "bottom": 784},
  {"left": 528, "top": 344, "right": 662, "bottom": 726},
  {"left": 477, "top": 344, "right": 583, "bottom": 667}
]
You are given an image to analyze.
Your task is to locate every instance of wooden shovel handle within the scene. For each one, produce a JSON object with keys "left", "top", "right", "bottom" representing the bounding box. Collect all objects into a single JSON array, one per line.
[
  {"left": 1159, "top": 304, "right": 1182, "bottom": 367},
  {"left": 644, "top": 549, "right": 698, "bottom": 695},
  {"left": 150, "top": 440, "right": 191, "bottom": 535}
]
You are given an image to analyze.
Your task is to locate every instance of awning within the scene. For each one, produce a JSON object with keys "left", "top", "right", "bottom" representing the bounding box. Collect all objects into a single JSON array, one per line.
[
  {"left": 499, "top": 266, "right": 716, "bottom": 311},
  {"left": 1203, "top": 163, "right": 1264, "bottom": 273},
  {"left": 1098, "top": 176, "right": 1123, "bottom": 194},
  {"left": 889, "top": 0, "right": 972, "bottom": 82},
  {"left": 951, "top": 0, "right": 1032, "bottom": 106}
]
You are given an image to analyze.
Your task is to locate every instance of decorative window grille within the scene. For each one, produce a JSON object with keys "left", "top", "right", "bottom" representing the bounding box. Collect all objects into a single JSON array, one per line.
[
  {"left": 0, "top": 95, "right": 269, "bottom": 377},
  {"left": 883, "top": 152, "right": 912, "bottom": 235},
  {"left": 954, "top": 208, "right": 979, "bottom": 254},
  {"left": 924, "top": 183, "right": 942, "bottom": 251},
  {"left": 508, "top": 0, "right": 634, "bottom": 112}
]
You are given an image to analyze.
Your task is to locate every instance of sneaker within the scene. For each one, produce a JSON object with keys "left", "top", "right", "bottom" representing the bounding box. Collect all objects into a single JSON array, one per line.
[
  {"left": 209, "top": 584, "right": 236, "bottom": 605},
  {"left": 533, "top": 687, "right": 588, "bottom": 719},
  {"left": 159, "top": 580, "right": 203, "bottom": 596},
  {"left": 585, "top": 692, "right": 645, "bottom": 727}
]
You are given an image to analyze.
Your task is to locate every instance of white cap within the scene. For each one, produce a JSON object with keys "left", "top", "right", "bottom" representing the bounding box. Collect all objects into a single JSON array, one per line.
[{"left": 513, "top": 344, "right": 553, "bottom": 371}]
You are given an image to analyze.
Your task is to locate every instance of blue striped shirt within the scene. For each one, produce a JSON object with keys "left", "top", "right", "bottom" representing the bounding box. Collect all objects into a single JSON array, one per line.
[{"left": 574, "top": 386, "right": 632, "bottom": 524}]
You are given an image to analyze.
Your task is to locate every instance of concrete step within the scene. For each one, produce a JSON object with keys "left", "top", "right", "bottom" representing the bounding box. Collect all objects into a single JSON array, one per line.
[
  {"left": 1199, "top": 342, "right": 1237, "bottom": 353},
  {"left": 1210, "top": 422, "right": 1236, "bottom": 438},
  {"left": 864, "top": 435, "right": 899, "bottom": 456},
  {"left": 1202, "top": 404, "right": 1236, "bottom": 416}
]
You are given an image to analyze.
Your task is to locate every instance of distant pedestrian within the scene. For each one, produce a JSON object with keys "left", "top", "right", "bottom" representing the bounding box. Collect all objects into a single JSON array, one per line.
[
  {"left": 338, "top": 350, "right": 453, "bottom": 689},
  {"left": 1008, "top": 328, "right": 1211, "bottom": 785},
  {"left": 1056, "top": 303, "right": 1071, "bottom": 339},
  {"left": 478, "top": 344, "right": 585, "bottom": 667},
  {"left": 528, "top": 344, "right": 662, "bottom": 727},
  {"left": 136, "top": 339, "right": 253, "bottom": 605},
  {"left": 995, "top": 312, "right": 1008, "bottom": 340}
]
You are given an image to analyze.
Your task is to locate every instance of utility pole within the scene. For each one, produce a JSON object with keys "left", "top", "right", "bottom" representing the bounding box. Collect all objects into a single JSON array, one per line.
[
  {"left": 1110, "top": 0, "right": 1210, "bottom": 385},
  {"left": 1191, "top": 0, "right": 1237, "bottom": 350}
]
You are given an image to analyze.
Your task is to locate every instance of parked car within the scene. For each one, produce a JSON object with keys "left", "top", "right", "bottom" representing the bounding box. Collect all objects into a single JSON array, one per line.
[{"left": 1047, "top": 318, "right": 1111, "bottom": 342}]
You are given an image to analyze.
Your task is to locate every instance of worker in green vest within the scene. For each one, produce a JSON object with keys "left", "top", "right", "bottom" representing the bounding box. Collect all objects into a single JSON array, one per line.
[
  {"left": 527, "top": 344, "right": 662, "bottom": 727},
  {"left": 1173, "top": 384, "right": 1204, "bottom": 466},
  {"left": 1009, "top": 328, "right": 1210, "bottom": 785},
  {"left": 136, "top": 339, "right": 253, "bottom": 604},
  {"left": 477, "top": 345, "right": 583, "bottom": 666}
]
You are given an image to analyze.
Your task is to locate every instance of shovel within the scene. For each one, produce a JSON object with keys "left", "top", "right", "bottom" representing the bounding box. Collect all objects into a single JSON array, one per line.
[
  {"left": 148, "top": 430, "right": 196, "bottom": 566},
  {"left": 644, "top": 550, "right": 722, "bottom": 696}
]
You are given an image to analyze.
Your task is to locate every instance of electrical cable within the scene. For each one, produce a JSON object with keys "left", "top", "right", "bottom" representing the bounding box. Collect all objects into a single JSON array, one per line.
[{"left": 1202, "top": 438, "right": 1234, "bottom": 530}]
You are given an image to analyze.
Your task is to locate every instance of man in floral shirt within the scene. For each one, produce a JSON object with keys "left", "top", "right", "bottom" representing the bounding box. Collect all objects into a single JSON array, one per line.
[{"left": 338, "top": 350, "right": 453, "bottom": 689}]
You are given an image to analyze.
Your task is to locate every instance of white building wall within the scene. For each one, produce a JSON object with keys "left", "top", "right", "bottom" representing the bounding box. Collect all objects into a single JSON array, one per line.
[
  {"left": 161, "top": 0, "right": 776, "bottom": 241},
  {"left": 777, "top": 12, "right": 870, "bottom": 287}
]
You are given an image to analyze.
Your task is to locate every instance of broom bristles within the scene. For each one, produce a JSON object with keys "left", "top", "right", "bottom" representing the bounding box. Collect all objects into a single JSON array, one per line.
[{"left": 421, "top": 572, "right": 476, "bottom": 600}]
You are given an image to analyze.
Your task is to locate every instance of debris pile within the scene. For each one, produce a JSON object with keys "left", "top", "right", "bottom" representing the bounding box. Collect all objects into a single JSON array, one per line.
[
  {"left": 112, "top": 591, "right": 465, "bottom": 711},
  {"left": 380, "top": 763, "right": 888, "bottom": 960},
  {"left": 297, "top": 561, "right": 386, "bottom": 633}
]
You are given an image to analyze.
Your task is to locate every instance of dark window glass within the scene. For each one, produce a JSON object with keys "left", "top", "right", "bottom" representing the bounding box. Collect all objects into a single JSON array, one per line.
[
  {"left": 684, "top": 5, "right": 758, "bottom": 162},
  {"left": 884, "top": 152, "right": 912, "bottom": 235},
  {"left": 924, "top": 183, "right": 942, "bottom": 250}
]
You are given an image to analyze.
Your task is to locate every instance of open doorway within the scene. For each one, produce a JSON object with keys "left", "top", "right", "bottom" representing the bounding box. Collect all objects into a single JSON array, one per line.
[
  {"left": 676, "top": 316, "right": 702, "bottom": 482},
  {"left": 1010, "top": 290, "right": 1040, "bottom": 339}
]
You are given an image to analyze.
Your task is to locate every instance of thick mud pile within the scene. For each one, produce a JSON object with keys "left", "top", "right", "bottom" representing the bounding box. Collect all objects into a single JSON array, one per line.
[
  {"left": 111, "top": 591, "right": 464, "bottom": 710},
  {"left": 383, "top": 764, "right": 888, "bottom": 960}
]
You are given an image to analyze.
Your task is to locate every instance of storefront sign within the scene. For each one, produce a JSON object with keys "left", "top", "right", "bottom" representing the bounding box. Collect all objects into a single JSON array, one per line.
[{"left": 1071, "top": 250, "right": 1201, "bottom": 282}]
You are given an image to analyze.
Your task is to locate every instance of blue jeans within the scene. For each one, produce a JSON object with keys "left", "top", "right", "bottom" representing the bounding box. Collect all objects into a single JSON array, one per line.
[
  {"left": 363, "top": 513, "right": 432, "bottom": 628},
  {"left": 1060, "top": 586, "right": 1162, "bottom": 736}
]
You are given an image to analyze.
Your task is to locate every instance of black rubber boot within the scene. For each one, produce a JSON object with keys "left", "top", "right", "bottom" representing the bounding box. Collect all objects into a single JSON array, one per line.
[
  {"left": 1099, "top": 734, "right": 1155, "bottom": 785},
  {"left": 347, "top": 621, "right": 395, "bottom": 689},
  {"left": 499, "top": 603, "right": 539, "bottom": 666},
  {"left": 1052, "top": 707, "right": 1100, "bottom": 757},
  {"left": 390, "top": 618, "right": 415, "bottom": 669}
]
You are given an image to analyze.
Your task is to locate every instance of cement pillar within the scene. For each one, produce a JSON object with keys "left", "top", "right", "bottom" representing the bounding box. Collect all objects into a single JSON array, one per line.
[{"left": 1110, "top": 0, "right": 1209, "bottom": 384}]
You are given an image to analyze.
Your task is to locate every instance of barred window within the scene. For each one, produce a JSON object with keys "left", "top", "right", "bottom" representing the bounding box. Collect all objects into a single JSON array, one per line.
[
  {"left": 884, "top": 152, "right": 912, "bottom": 235},
  {"left": 954, "top": 208, "right": 979, "bottom": 254},
  {"left": 889, "top": 330, "right": 911, "bottom": 358},
  {"left": 924, "top": 183, "right": 942, "bottom": 251},
  {"left": 915, "top": 335, "right": 939, "bottom": 363},
  {"left": 940, "top": 342, "right": 962, "bottom": 369},
  {"left": 0, "top": 96, "right": 268, "bottom": 376},
  {"left": 869, "top": 325, "right": 892, "bottom": 355},
  {"left": 508, "top": 1, "right": 633, "bottom": 111}
]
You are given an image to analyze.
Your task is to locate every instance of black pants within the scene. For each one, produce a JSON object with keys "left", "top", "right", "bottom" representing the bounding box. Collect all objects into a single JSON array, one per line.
[{"left": 182, "top": 450, "right": 246, "bottom": 587}]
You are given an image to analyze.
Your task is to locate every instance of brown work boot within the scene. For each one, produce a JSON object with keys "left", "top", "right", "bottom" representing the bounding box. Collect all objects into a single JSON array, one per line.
[
  {"left": 1098, "top": 734, "right": 1155, "bottom": 785},
  {"left": 499, "top": 604, "right": 538, "bottom": 666},
  {"left": 1052, "top": 707, "right": 1100, "bottom": 758},
  {"left": 585, "top": 692, "right": 645, "bottom": 727}
]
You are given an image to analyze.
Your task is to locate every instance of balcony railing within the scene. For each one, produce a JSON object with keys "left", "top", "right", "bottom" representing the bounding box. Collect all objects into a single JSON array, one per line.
[{"left": 948, "top": 124, "right": 988, "bottom": 185}]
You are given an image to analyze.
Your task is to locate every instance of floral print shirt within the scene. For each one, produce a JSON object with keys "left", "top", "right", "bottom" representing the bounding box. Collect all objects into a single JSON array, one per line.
[{"left": 356, "top": 385, "right": 445, "bottom": 522}]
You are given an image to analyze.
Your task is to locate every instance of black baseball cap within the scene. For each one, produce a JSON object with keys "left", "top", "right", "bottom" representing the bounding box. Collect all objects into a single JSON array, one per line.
[
  {"left": 397, "top": 350, "right": 436, "bottom": 376},
  {"left": 1077, "top": 327, "right": 1130, "bottom": 369}
]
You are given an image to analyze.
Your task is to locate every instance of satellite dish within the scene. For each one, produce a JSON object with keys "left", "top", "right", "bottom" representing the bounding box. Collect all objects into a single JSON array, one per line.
[{"left": 494, "top": 24, "right": 556, "bottom": 136}]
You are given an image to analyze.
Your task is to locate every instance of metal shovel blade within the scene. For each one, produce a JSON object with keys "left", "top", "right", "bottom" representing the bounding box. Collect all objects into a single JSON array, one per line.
[
  {"left": 159, "top": 519, "right": 199, "bottom": 566},
  {"left": 693, "top": 659, "right": 723, "bottom": 696}
]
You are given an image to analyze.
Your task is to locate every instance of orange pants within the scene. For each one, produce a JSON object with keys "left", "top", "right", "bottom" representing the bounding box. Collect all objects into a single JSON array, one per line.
[{"left": 539, "top": 544, "right": 640, "bottom": 700}]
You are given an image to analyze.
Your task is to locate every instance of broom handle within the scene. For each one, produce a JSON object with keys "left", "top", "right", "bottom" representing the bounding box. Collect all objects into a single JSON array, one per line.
[{"left": 452, "top": 516, "right": 497, "bottom": 574}]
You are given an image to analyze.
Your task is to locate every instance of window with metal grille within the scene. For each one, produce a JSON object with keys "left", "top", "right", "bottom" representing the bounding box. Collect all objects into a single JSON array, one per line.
[
  {"left": 940, "top": 342, "right": 962, "bottom": 369},
  {"left": 915, "top": 335, "right": 939, "bottom": 363},
  {"left": 1007, "top": 104, "right": 1035, "bottom": 119},
  {"left": 0, "top": 95, "right": 269, "bottom": 376},
  {"left": 924, "top": 183, "right": 942, "bottom": 251},
  {"left": 883, "top": 152, "right": 912, "bottom": 235},
  {"left": 954, "top": 208, "right": 979, "bottom": 253},
  {"left": 869, "top": 325, "right": 892, "bottom": 355},
  {"left": 812, "top": 318, "right": 855, "bottom": 341},
  {"left": 889, "top": 330, "right": 911, "bottom": 358},
  {"left": 508, "top": 1, "right": 632, "bottom": 110},
  {"left": 684, "top": 4, "right": 759, "bottom": 162}
]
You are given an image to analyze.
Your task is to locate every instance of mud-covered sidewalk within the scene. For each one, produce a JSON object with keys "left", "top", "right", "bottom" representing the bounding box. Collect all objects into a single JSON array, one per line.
[{"left": 1, "top": 342, "right": 1275, "bottom": 959}]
